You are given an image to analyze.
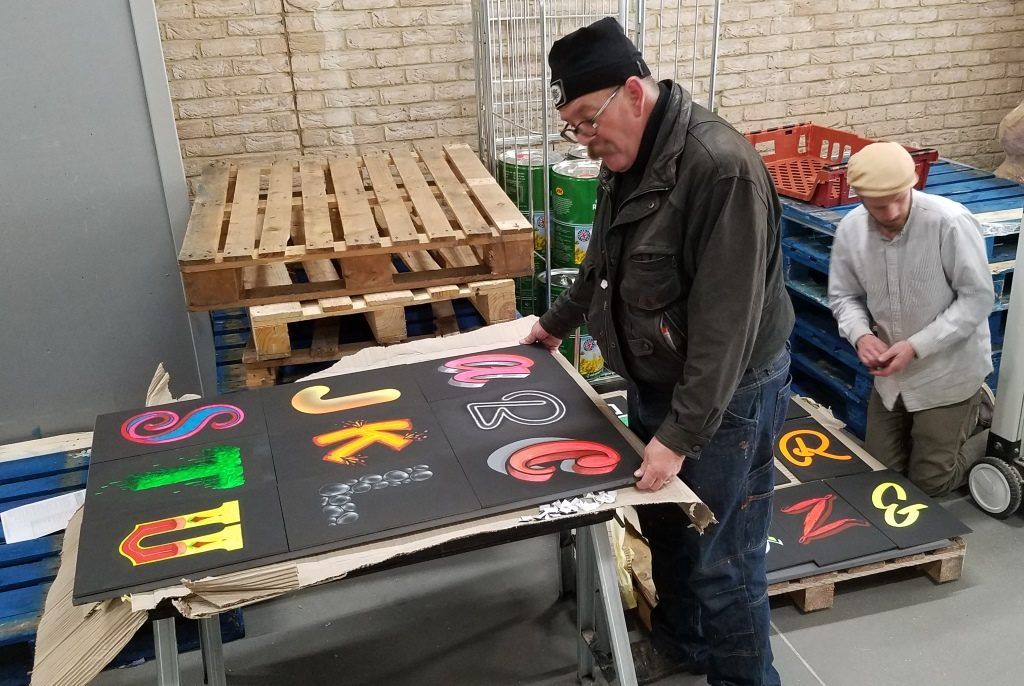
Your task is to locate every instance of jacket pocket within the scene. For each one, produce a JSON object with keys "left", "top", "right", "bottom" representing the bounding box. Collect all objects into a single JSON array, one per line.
[{"left": 619, "top": 252, "right": 682, "bottom": 310}]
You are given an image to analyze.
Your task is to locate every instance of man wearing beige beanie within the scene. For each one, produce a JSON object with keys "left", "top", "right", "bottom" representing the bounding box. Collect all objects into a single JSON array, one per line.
[{"left": 828, "top": 141, "right": 995, "bottom": 496}]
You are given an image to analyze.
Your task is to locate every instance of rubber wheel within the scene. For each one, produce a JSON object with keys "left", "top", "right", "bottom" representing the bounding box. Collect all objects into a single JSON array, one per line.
[{"left": 969, "top": 456, "right": 1024, "bottom": 519}]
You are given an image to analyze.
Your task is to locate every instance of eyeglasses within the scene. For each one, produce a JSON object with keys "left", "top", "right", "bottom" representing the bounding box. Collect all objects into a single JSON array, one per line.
[{"left": 560, "top": 87, "right": 620, "bottom": 143}]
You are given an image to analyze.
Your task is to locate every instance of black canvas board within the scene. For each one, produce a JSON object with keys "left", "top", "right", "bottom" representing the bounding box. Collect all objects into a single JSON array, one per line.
[
  {"left": 258, "top": 369, "right": 426, "bottom": 437},
  {"left": 766, "top": 486, "right": 818, "bottom": 572},
  {"left": 827, "top": 470, "right": 972, "bottom": 548},
  {"left": 769, "top": 481, "right": 895, "bottom": 568},
  {"left": 90, "top": 392, "right": 268, "bottom": 464},
  {"left": 267, "top": 404, "right": 449, "bottom": 484},
  {"left": 786, "top": 398, "right": 811, "bottom": 420},
  {"left": 83, "top": 434, "right": 277, "bottom": 521},
  {"left": 406, "top": 344, "right": 569, "bottom": 403},
  {"left": 435, "top": 387, "right": 641, "bottom": 508},
  {"left": 773, "top": 417, "right": 873, "bottom": 483},
  {"left": 74, "top": 482, "right": 288, "bottom": 603},
  {"left": 772, "top": 464, "right": 791, "bottom": 489},
  {"left": 276, "top": 443, "right": 482, "bottom": 553}
]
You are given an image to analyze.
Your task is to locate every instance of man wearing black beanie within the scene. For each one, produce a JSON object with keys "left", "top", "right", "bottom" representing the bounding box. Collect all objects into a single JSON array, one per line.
[{"left": 523, "top": 17, "right": 794, "bottom": 686}]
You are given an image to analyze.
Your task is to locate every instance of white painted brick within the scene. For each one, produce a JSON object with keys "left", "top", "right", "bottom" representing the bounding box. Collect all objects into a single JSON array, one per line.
[
  {"left": 379, "top": 84, "right": 432, "bottom": 105},
  {"left": 852, "top": 43, "right": 892, "bottom": 60},
  {"left": 384, "top": 121, "right": 437, "bottom": 141},
  {"left": 433, "top": 81, "right": 474, "bottom": 100},
  {"left": 299, "top": 108, "right": 356, "bottom": 127},
  {"left": 164, "top": 20, "right": 227, "bottom": 39},
  {"left": 873, "top": 25, "right": 917, "bottom": 40},
  {"left": 832, "top": 62, "right": 874, "bottom": 77},
  {"left": 170, "top": 59, "right": 232, "bottom": 79},
  {"left": 374, "top": 46, "right": 431, "bottom": 67},
  {"left": 743, "top": 103, "right": 791, "bottom": 121},
  {"left": 238, "top": 94, "right": 295, "bottom": 113},
  {"left": 354, "top": 106, "right": 410, "bottom": 125},
  {"left": 324, "top": 89, "right": 379, "bottom": 107},
  {"left": 260, "top": 36, "right": 288, "bottom": 53},
  {"left": 795, "top": 0, "right": 837, "bottom": 14},
  {"left": 809, "top": 47, "right": 853, "bottom": 65},
  {"left": 350, "top": 67, "right": 407, "bottom": 87},
  {"left": 768, "top": 52, "right": 810, "bottom": 69},
  {"left": 371, "top": 8, "right": 427, "bottom": 27},
  {"left": 809, "top": 80, "right": 853, "bottom": 97},
  {"left": 718, "top": 41, "right": 749, "bottom": 58},
  {"left": 254, "top": 0, "right": 282, "bottom": 12},
  {"left": 320, "top": 51, "right": 376, "bottom": 70},
  {"left": 201, "top": 37, "right": 261, "bottom": 57},
  {"left": 813, "top": 13, "right": 858, "bottom": 30},
  {"left": 425, "top": 7, "right": 470, "bottom": 26},
  {"left": 178, "top": 97, "right": 239, "bottom": 118},
  {"left": 973, "top": 33, "right": 1015, "bottom": 50},
  {"left": 846, "top": 106, "right": 888, "bottom": 125},
  {"left": 183, "top": 136, "right": 246, "bottom": 156},
  {"left": 346, "top": 30, "right": 404, "bottom": 50},
  {"left": 289, "top": 54, "right": 321, "bottom": 72},
  {"left": 860, "top": 121, "right": 908, "bottom": 139},
  {"left": 979, "top": 1, "right": 1015, "bottom": 17},
  {"left": 157, "top": 1, "right": 195, "bottom": 20},
  {"left": 293, "top": 71, "right": 349, "bottom": 90},
  {"left": 886, "top": 103, "right": 928, "bottom": 120},
  {"left": 429, "top": 44, "right": 474, "bottom": 63},
  {"left": 205, "top": 76, "right": 264, "bottom": 96},
  {"left": 437, "top": 118, "right": 475, "bottom": 137},
  {"left": 985, "top": 78, "right": 1023, "bottom": 95},
  {"left": 193, "top": 1, "right": 254, "bottom": 18},
  {"left": 951, "top": 53, "right": 992, "bottom": 68},
  {"left": 163, "top": 40, "right": 202, "bottom": 60},
  {"left": 791, "top": 32, "right": 835, "bottom": 50},
  {"left": 949, "top": 82, "right": 988, "bottom": 99},
  {"left": 343, "top": 0, "right": 395, "bottom": 9},
  {"left": 744, "top": 71, "right": 787, "bottom": 88},
  {"left": 301, "top": 129, "right": 333, "bottom": 147},
  {"left": 906, "top": 116, "right": 946, "bottom": 132},
  {"left": 770, "top": 16, "right": 813, "bottom": 33},
  {"left": 283, "top": 15, "right": 315, "bottom": 31},
  {"left": 232, "top": 55, "right": 290, "bottom": 75},
  {"left": 956, "top": 20, "right": 998, "bottom": 36},
  {"left": 212, "top": 114, "right": 274, "bottom": 135},
  {"left": 401, "top": 27, "right": 456, "bottom": 45},
  {"left": 227, "top": 16, "right": 284, "bottom": 35},
  {"left": 313, "top": 11, "right": 373, "bottom": 31},
  {"left": 890, "top": 72, "right": 933, "bottom": 87},
  {"left": 175, "top": 119, "right": 215, "bottom": 139},
  {"left": 406, "top": 64, "right": 459, "bottom": 83},
  {"left": 912, "top": 54, "right": 952, "bottom": 71},
  {"left": 747, "top": 35, "right": 792, "bottom": 53},
  {"left": 750, "top": 1, "right": 794, "bottom": 20},
  {"left": 408, "top": 102, "right": 461, "bottom": 120},
  {"left": 720, "top": 90, "right": 766, "bottom": 107},
  {"left": 835, "top": 30, "right": 877, "bottom": 47},
  {"left": 245, "top": 132, "right": 301, "bottom": 152},
  {"left": 915, "top": 22, "right": 957, "bottom": 39},
  {"left": 350, "top": 127, "right": 386, "bottom": 145},
  {"left": 788, "top": 65, "right": 833, "bottom": 83},
  {"left": 868, "top": 88, "right": 910, "bottom": 105},
  {"left": 893, "top": 41, "right": 935, "bottom": 57},
  {"left": 169, "top": 80, "right": 208, "bottom": 99},
  {"left": 869, "top": 59, "right": 915, "bottom": 74}
]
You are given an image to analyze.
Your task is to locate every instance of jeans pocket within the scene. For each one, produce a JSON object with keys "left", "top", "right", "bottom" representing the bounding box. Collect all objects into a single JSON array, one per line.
[
  {"left": 742, "top": 460, "right": 774, "bottom": 553},
  {"left": 772, "top": 375, "right": 793, "bottom": 439},
  {"left": 722, "top": 384, "right": 760, "bottom": 432}
]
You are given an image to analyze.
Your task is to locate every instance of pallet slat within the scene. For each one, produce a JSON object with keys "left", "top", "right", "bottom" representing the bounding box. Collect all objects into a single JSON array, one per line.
[
  {"left": 258, "top": 161, "right": 295, "bottom": 257},
  {"left": 222, "top": 165, "right": 262, "bottom": 260},
  {"left": 299, "top": 159, "right": 335, "bottom": 252},
  {"left": 390, "top": 149, "right": 457, "bottom": 242},
  {"left": 445, "top": 143, "right": 533, "bottom": 234},
  {"left": 329, "top": 155, "right": 381, "bottom": 248},
  {"left": 362, "top": 151, "right": 420, "bottom": 245},
  {"left": 416, "top": 144, "right": 491, "bottom": 236},
  {"left": 178, "top": 166, "right": 230, "bottom": 264}
]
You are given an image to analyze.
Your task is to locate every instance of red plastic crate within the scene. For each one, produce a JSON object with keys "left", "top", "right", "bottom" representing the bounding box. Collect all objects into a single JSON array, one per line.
[{"left": 744, "top": 122, "right": 939, "bottom": 207}]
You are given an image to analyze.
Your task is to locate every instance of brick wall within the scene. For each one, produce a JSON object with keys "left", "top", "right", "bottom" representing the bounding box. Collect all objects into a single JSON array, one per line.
[{"left": 158, "top": 0, "right": 1023, "bottom": 182}]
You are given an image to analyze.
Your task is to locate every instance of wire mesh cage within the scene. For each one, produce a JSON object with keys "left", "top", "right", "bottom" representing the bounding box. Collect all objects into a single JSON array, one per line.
[{"left": 473, "top": 0, "right": 722, "bottom": 310}]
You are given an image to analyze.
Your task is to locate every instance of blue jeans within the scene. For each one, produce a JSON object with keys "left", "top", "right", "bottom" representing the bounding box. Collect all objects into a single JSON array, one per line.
[{"left": 631, "top": 347, "right": 791, "bottom": 686}]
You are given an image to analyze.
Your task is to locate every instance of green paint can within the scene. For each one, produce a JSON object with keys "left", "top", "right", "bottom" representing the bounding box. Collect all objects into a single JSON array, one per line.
[
  {"left": 497, "top": 148, "right": 564, "bottom": 264},
  {"left": 515, "top": 275, "right": 539, "bottom": 317},
  {"left": 551, "top": 221, "right": 593, "bottom": 268},
  {"left": 567, "top": 144, "right": 592, "bottom": 160},
  {"left": 551, "top": 158, "right": 600, "bottom": 225},
  {"left": 536, "top": 268, "right": 605, "bottom": 379}
]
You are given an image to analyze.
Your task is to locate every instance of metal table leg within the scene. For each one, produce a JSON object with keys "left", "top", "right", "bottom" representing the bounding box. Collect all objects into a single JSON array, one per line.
[
  {"left": 559, "top": 529, "right": 577, "bottom": 598},
  {"left": 575, "top": 525, "right": 597, "bottom": 681},
  {"left": 153, "top": 617, "right": 180, "bottom": 686},
  {"left": 199, "top": 616, "right": 227, "bottom": 686},
  {"left": 591, "top": 523, "right": 638, "bottom": 686}
]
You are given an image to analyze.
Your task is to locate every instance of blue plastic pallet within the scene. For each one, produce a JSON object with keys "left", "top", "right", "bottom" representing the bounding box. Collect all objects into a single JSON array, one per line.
[{"left": 0, "top": 445, "right": 245, "bottom": 685}]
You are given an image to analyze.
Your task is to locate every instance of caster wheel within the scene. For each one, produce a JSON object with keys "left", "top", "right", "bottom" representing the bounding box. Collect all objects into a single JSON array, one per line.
[{"left": 969, "top": 456, "right": 1023, "bottom": 519}]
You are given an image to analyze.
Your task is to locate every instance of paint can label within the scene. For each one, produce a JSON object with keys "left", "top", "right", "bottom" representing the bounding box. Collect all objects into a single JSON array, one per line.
[
  {"left": 551, "top": 220, "right": 592, "bottom": 268},
  {"left": 535, "top": 268, "right": 605, "bottom": 378},
  {"left": 550, "top": 159, "right": 600, "bottom": 226}
]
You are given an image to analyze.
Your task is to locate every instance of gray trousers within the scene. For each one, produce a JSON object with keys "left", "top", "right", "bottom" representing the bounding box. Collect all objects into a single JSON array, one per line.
[{"left": 866, "top": 388, "right": 983, "bottom": 497}]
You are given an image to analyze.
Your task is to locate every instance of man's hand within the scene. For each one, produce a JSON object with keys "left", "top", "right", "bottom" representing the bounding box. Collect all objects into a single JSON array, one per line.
[
  {"left": 520, "top": 320, "right": 562, "bottom": 351},
  {"left": 872, "top": 340, "right": 916, "bottom": 376},
  {"left": 855, "top": 334, "right": 889, "bottom": 370},
  {"left": 634, "top": 436, "right": 684, "bottom": 491}
]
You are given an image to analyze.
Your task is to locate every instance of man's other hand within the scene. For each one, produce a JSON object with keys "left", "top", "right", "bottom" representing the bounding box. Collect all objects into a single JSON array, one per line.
[
  {"left": 855, "top": 334, "right": 888, "bottom": 369},
  {"left": 520, "top": 321, "right": 562, "bottom": 351},
  {"left": 872, "top": 340, "right": 916, "bottom": 376},
  {"left": 634, "top": 437, "right": 684, "bottom": 491}
]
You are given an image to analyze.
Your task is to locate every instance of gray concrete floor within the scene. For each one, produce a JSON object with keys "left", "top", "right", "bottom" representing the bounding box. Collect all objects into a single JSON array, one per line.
[{"left": 95, "top": 491, "right": 1024, "bottom": 686}]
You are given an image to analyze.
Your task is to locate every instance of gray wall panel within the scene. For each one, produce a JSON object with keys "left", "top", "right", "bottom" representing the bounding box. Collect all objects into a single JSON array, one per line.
[{"left": 0, "top": 2, "right": 209, "bottom": 443}]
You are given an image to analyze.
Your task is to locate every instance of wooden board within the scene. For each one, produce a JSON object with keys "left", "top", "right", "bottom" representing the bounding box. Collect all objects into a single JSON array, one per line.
[{"left": 178, "top": 153, "right": 533, "bottom": 310}]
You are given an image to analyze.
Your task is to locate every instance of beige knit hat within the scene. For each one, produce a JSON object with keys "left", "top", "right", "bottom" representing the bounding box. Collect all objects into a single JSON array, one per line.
[{"left": 846, "top": 142, "right": 918, "bottom": 197}]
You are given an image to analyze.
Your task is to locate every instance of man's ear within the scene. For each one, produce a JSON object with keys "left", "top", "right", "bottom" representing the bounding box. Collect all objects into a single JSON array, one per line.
[{"left": 622, "top": 76, "right": 647, "bottom": 115}]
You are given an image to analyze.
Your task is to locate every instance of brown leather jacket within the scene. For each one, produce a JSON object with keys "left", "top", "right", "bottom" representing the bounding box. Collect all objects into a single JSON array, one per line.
[{"left": 539, "top": 82, "right": 794, "bottom": 457}]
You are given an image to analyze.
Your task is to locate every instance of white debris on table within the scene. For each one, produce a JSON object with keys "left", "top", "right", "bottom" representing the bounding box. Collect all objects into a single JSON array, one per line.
[{"left": 519, "top": 491, "right": 617, "bottom": 522}]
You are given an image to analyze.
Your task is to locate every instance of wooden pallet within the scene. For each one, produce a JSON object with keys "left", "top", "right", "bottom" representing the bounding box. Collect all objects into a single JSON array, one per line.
[
  {"left": 628, "top": 530, "right": 967, "bottom": 623},
  {"left": 178, "top": 144, "right": 534, "bottom": 310},
  {"left": 766, "top": 536, "right": 967, "bottom": 612},
  {"left": 240, "top": 279, "right": 516, "bottom": 388}
]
